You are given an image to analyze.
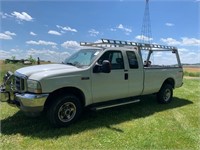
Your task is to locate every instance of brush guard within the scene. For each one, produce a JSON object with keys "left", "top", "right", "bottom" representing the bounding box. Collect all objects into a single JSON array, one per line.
[{"left": 0, "top": 71, "right": 19, "bottom": 106}]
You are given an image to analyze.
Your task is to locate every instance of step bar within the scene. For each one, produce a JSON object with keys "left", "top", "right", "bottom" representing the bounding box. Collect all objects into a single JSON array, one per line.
[{"left": 92, "top": 99, "right": 140, "bottom": 111}]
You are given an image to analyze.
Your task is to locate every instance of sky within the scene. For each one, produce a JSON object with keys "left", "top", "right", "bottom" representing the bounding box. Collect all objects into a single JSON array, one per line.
[{"left": 0, "top": 0, "right": 199, "bottom": 64}]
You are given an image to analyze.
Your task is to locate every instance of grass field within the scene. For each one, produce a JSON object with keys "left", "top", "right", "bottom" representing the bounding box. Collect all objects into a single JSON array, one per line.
[{"left": 0, "top": 61, "right": 200, "bottom": 149}]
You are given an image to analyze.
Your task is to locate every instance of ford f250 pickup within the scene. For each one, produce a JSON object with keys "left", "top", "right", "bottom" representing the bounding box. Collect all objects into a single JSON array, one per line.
[{"left": 0, "top": 39, "right": 183, "bottom": 127}]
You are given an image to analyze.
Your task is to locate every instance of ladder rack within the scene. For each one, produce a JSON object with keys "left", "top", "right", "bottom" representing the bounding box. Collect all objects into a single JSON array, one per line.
[{"left": 80, "top": 39, "right": 177, "bottom": 51}]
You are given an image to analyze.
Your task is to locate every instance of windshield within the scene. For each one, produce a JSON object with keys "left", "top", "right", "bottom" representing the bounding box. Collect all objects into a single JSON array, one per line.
[{"left": 64, "top": 49, "right": 102, "bottom": 68}]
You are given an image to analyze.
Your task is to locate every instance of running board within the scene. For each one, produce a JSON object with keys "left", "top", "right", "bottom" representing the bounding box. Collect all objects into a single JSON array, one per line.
[{"left": 91, "top": 99, "right": 140, "bottom": 111}]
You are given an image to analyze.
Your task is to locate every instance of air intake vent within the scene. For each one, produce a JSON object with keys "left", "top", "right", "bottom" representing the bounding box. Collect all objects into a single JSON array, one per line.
[{"left": 15, "top": 75, "right": 26, "bottom": 92}]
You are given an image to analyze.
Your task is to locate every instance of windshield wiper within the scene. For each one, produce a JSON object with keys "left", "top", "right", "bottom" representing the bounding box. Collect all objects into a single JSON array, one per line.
[
  {"left": 66, "top": 62, "right": 83, "bottom": 68},
  {"left": 66, "top": 62, "right": 76, "bottom": 66}
]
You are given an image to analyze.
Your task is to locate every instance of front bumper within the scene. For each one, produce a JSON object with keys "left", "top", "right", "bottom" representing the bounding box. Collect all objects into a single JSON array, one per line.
[
  {"left": 15, "top": 93, "right": 49, "bottom": 112},
  {"left": 0, "top": 88, "right": 49, "bottom": 112},
  {"left": 0, "top": 71, "right": 49, "bottom": 113}
]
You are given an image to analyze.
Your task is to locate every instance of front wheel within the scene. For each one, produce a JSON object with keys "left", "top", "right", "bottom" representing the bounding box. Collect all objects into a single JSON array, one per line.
[
  {"left": 157, "top": 84, "right": 173, "bottom": 104},
  {"left": 47, "top": 94, "right": 82, "bottom": 127}
]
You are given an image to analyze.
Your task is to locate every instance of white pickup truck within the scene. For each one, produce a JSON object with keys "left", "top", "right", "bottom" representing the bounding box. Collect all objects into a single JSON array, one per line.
[{"left": 0, "top": 39, "right": 183, "bottom": 127}]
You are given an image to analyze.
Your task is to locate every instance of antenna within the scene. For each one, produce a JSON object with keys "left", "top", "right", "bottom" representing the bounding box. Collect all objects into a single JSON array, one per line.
[{"left": 140, "top": 0, "right": 152, "bottom": 44}]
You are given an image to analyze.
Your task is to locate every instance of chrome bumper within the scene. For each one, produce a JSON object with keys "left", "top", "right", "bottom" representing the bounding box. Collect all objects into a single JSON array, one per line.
[
  {"left": 15, "top": 93, "right": 49, "bottom": 112},
  {"left": 0, "top": 89, "right": 49, "bottom": 112}
]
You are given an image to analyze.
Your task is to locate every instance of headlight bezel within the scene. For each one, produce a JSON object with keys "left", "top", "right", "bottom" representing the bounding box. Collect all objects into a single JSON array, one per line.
[{"left": 27, "top": 79, "right": 42, "bottom": 93}]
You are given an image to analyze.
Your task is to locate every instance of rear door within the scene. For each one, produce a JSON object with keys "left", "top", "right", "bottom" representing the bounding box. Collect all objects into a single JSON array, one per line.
[
  {"left": 91, "top": 50, "right": 129, "bottom": 103},
  {"left": 126, "top": 51, "right": 144, "bottom": 96}
]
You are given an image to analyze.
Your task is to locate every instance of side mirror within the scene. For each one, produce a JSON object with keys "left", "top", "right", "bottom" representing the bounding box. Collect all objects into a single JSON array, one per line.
[
  {"left": 101, "top": 60, "right": 111, "bottom": 73},
  {"left": 93, "top": 63, "right": 101, "bottom": 73},
  {"left": 93, "top": 60, "right": 111, "bottom": 73}
]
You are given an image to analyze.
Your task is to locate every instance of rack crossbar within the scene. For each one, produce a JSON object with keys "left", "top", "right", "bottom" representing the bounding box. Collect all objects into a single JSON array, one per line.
[{"left": 80, "top": 39, "right": 177, "bottom": 51}]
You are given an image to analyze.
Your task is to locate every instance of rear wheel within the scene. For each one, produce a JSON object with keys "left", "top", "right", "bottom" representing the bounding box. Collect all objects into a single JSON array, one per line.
[
  {"left": 47, "top": 94, "right": 82, "bottom": 127},
  {"left": 157, "top": 84, "right": 173, "bottom": 104}
]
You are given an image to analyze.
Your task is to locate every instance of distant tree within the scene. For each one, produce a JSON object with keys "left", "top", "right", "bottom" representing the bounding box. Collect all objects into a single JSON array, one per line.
[
  {"left": 28, "top": 55, "right": 36, "bottom": 64},
  {"left": 11, "top": 56, "right": 16, "bottom": 60},
  {"left": 5, "top": 59, "right": 10, "bottom": 64}
]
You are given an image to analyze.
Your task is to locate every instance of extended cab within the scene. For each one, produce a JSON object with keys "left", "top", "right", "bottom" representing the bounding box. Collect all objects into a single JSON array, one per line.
[{"left": 0, "top": 39, "right": 183, "bottom": 127}]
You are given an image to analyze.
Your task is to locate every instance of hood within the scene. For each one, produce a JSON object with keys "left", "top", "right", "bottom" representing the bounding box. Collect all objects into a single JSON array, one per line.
[{"left": 15, "top": 64, "right": 80, "bottom": 78}]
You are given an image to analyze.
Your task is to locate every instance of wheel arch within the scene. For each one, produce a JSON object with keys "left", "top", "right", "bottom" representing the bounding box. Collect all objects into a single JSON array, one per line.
[
  {"left": 162, "top": 78, "right": 175, "bottom": 89},
  {"left": 43, "top": 87, "right": 85, "bottom": 111}
]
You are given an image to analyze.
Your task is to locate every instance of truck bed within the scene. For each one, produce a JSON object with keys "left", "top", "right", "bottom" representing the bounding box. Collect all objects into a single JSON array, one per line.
[{"left": 142, "top": 67, "right": 183, "bottom": 95}]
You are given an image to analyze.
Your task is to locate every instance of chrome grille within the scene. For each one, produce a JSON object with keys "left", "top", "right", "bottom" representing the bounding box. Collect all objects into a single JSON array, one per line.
[{"left": 15, "top": 74, "right": 27, "bottom": 92}]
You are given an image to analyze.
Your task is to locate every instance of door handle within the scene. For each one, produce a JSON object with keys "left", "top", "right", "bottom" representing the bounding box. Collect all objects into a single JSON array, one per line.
[{"left": 125, "top": 73, "right": 128, "bottom": 80}]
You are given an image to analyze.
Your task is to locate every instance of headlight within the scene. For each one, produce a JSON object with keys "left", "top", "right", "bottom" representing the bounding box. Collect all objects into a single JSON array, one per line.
[{"left": 27, "top": 79, "right": 42, "bottom": 93}]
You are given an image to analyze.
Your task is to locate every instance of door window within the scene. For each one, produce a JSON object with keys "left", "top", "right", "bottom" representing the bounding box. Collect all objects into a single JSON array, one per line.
[{"left": 98, "top": 51, "right": 124, "bottom": 70}]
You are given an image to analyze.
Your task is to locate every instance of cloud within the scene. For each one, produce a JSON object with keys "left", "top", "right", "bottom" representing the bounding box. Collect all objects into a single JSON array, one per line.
[
  {"left": 48, "top": 30, "right": 62, "bottom": 36},
  {"left": 61, "top": 41, "right": 81, "bottom": 50},
  {"left": 179, "top": 51, "right": 199, "bottom": 64},
  {"left": 30, "top": 31, "right": 37, "bottom": 36},
  {"left": 0, "top": 12, "right": 12, "bottom": 19},
  {"left": 110, "top": 28, "right": 117, "bottom": 32},
  {"left": 160, "top": 38, "right": 181, "bottom": 45},
  {"left": 0, "top": 49, "right": 24, "bottom": 60},
  {"left": 0, "top": 50, "right": 11, "bottom": 59},
  {"left": 10, "top": 48, "right": 22, "bottom": 52},
  {"left": 161, "top": 37, "right": 200, "bottom": 46},
  {"left": 135, "top": 35, "right": 153, "bottom": 42},
  {"left": 0, "top": 12, "right": 6, "bottom": 18},
  {"left": 165, "top": 23, "right": 174, "bottom": 27},
  {"left": 26, "top": 40, "right": 57, "bottom": 46},
  {"left": 0, "top": 33, "right": 12, "bottom": 40},
  {"left": 0, "top": 31, "right": 16, "bottom": 40},
  {"left": 181, "top": 37, "right": 200, "bottom": 46},
  {"left": 56, "top": 25, "right": 77, "bottom": 32},
  {"left": 88, "top": 29, "right": 100, "bottom": 37},
  {"left": 0, "top": 49, "right": 70, "bottom": 63},
  {"left": 11, "top": 11, "right": 33, "bottom": 22},
  {"left": 117, "top": 24, "right": 132, "bottom": 35},
  {"left": 26, "top": 49, "right": 70, "bottom": 62},
  {"left": 178, "top": 48, "right": 189, "bottom": 52},
  {"left": 4, "top": 31, "right": 16, "bottom": 36}
]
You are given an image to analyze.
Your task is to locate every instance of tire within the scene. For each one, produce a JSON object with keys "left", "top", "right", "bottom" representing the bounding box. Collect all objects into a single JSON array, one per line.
[
  {"left": 47, "top": 94, "right": 82, "bottom": 127},
  {"left": 157, "top": 84, "right": 173, "bottom": 104}
]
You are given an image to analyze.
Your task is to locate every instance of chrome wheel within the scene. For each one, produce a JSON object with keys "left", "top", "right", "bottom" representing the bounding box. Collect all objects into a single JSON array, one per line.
[
  {"left": 163, "top": 89, "right": 171, "bottom": 101},
  {"left": 58, "top": 102, "right": 76, "bottom": 122},
  {"left": 157, "top": 84, "right": 173, "bottom": 104}
]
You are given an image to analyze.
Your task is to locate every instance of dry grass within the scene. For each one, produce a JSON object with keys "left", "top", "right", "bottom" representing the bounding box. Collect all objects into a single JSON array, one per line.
[
  {"left": 183, "top": 67, "right": 200, "bottom": 73},
  {"left": 183, "top": 66, "right": 200, "bottom": 78}
]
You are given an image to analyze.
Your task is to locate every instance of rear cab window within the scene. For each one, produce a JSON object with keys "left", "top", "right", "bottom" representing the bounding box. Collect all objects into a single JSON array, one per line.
[{"left": 126, "top": 51, "right": 139, "bottom": 69}]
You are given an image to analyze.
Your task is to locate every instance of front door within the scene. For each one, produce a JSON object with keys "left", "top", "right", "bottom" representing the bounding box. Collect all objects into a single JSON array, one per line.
[{"left": 91, "top": 50, "right": 129, "bottom": 103}]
